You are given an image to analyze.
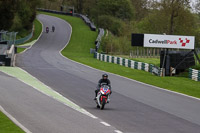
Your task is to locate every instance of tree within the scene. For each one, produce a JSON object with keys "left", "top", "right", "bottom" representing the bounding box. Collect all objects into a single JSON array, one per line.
[
  {"left": 195, "top": 0, "right": 200, "bottom": 13},
  {"left": 130, "top": 0, "right": 148, "bottom": 20},
  {"left": 136, "top": 0, "right": 197, "bottom": 36},
  {"left": 65, "top": 0, "right": 86, "bottom": 13},
  {"left": 159, "top": 0, "right": 191, "bottom": 35},
  {"left": 96, "top": 0, "right": 134, "bottom": 20},
  {"left": 0, "top": 0, "right": 41, "bottom": 36},
  {"left": 0, "top": 0, "right": 15, "bottom": 30}
]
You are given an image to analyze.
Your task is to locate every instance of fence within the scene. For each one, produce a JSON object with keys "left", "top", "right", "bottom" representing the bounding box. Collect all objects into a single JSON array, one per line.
[
  {"left": 189, "top": 68, "right": 200, "bottom": 81},
  {"left": 94, "top": 52, "right": 162, "bottom": 76},
  {"left": 130, "top": 47, "right": 200, "bottom": 59},
  {"left": 14, "top": 31, "right": 33, "bottom": 45}
]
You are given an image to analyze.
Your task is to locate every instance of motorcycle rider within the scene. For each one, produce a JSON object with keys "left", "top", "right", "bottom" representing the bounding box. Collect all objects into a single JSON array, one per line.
[
  {"left": 94, "top": 74, "right": 112, "bottom": 101},
  {"left": 46, "top": 27, "right": 49, "bottom": 33},
  {"left": 52, "top": 25, "right": 55, "bottom": 32}
]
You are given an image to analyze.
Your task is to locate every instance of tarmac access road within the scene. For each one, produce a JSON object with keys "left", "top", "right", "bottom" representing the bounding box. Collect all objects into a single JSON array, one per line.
[{"left": 16, "top": 14, "right": 200, "bottom": 133}]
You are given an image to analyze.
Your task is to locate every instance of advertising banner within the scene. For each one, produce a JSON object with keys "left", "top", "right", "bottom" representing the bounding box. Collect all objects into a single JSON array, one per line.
[{"left": 144, "top": 34, "right": 195, "bottom": 49}]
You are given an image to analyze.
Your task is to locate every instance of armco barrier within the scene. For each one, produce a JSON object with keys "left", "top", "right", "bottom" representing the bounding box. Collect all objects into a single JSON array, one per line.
[
  {"left": 94, "top": 52, "right": 161, "bottom": 76},
  {"left": 189, "top": 68, "right": 200, "bottom": 81},
  {"left": 95, "top": 28, "right": 104, "bottom": 51},
  {"left": 79, "top": 14, "right": 96, "bottom": 31}
]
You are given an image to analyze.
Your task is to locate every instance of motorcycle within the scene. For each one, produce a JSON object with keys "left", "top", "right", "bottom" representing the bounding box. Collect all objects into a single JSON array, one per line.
[
  {"left": 95, "top": 84, "right": 111, "bottom": 110},
  {"left": 52, "top": 26, "right": 55, "bottom": 32},
  {"left": 46, "top": 27, "right": 49, "bottom": 33}
]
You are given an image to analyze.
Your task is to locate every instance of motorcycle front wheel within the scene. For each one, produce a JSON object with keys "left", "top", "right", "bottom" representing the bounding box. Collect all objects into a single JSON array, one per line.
[{"left": 100, "top": 98, "right": 105, "bottom": 110}]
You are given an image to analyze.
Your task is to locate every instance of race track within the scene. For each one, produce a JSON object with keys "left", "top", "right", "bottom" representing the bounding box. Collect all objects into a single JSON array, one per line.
[
  {"left": 16, "top": 14, "right": 200, "bottom": 133},
  {"left": 0, "top": 71, "right": 117, "bottom": 133}
]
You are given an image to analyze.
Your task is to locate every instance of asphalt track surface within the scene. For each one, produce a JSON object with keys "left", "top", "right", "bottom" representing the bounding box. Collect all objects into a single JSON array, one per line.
[
  {"left": 16, "top": 14, "right": 200, "bottom": 133},
  {"left": 0, "top": 71, "right": 118, "bottom": 133}
]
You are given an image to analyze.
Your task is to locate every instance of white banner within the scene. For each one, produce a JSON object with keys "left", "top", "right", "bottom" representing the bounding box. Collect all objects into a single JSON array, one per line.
[{"left": 144, "top": 34, "right": 195, "bottom": 49}]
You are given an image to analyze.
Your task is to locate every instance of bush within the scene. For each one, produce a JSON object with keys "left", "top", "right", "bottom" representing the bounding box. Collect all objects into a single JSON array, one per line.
[
  {"left": 101, "top": 33, "right": 131, "bottom": 55},
  {"left": 98, "top": 15, "right": 125, "bottom": 36}
]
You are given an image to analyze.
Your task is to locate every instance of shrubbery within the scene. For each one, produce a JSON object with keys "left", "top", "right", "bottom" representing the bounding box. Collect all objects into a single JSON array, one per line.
[{"left": 98, "top": 15, "right": 125, "bottom": 36}]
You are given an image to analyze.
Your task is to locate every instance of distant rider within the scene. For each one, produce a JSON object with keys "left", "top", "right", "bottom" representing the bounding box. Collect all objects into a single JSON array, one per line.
[
  {"left": 52, "top": 25, "right": 55, "bottom": 32},
  {"left": 46, "top": 27, "right": 49, "bottom": 33},
  {"left": 94, "top": 74, "right": 112, "bottom": 100}
]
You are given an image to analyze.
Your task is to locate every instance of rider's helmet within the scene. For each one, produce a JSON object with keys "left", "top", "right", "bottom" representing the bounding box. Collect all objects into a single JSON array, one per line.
[{"left": 102, "top": 73, "right": 108, "bottom": 79}]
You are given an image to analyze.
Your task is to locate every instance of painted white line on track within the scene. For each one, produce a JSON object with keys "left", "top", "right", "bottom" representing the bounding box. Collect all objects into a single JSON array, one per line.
[
  {"left": 100, "top": 121, "right": 111, "bottom": 127},
  {"left": 0, "top": 105, "right": 32, "bottom": 133},
  {"left": 114, "top": 130, "right": 123, "bottom": 133}
]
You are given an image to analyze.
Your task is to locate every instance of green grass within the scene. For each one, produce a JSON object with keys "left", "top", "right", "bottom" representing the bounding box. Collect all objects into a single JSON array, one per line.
[
  {"left": 40, "top": 12, "right": 200, "bottom": 98},
  {"left": 0, "top": 111, "right": 24, "bottom": 133},
  {"left": 17, "top": 48, "right": 26, "bottom": 53}
]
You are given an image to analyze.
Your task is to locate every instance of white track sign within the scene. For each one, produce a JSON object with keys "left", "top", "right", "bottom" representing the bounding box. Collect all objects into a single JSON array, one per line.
[{"left": 144, "top": 34, "right": 195, "bottom": 49}]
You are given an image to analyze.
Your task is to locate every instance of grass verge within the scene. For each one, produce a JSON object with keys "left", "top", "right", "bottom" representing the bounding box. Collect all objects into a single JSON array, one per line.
[
  {"left": 40, "top": 12, "right": 200, "bottom": 98},
  {"left": 17, "top": 48, "right": 26, "bottom": 53},
  {"left": 0, "top": 111, "right": 24, "bottom": 133}
]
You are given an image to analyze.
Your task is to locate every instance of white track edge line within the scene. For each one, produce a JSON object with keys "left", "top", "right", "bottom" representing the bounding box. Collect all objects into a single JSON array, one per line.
[
  {"left": 100, "top": 121, "right": 111, "bottom": 127},
  {"left": 114, "top": 130, "right": 123, "bottom": 133},
  {"left": 0, "top": 105, "right": 32, "bottom": 133}
]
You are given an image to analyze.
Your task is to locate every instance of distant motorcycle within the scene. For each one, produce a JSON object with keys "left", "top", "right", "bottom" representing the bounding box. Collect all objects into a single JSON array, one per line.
[
  {"left": 52, "top": 26, "right": 55, "bottom": 32},
  {"left": 95, "top": 84, "right": 111, "bottom": 110},
  {"left": 46, "top": 27, "right": 49, "bottom": 33}
]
